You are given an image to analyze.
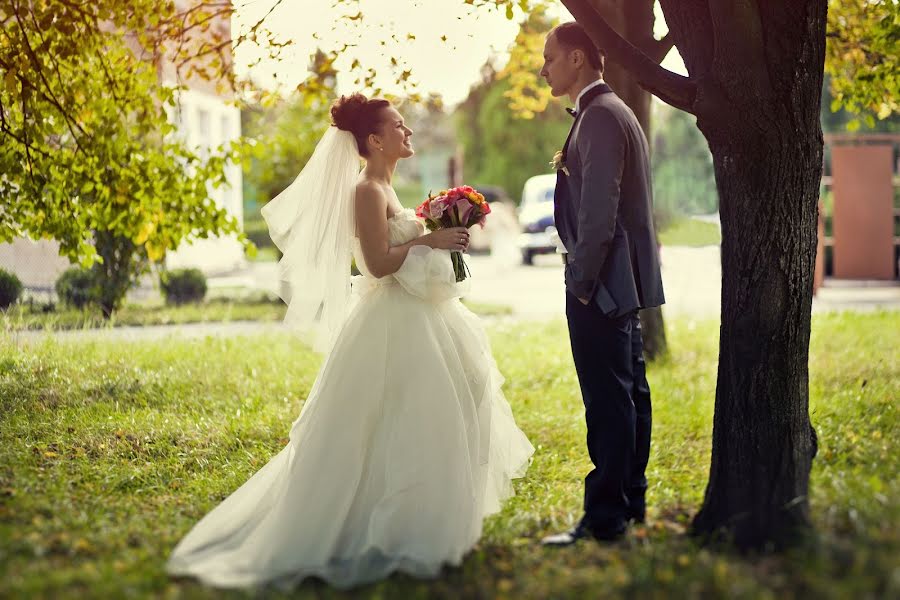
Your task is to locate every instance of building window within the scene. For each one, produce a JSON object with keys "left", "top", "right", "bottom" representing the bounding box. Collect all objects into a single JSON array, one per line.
[
  {"left": 176, "top": 103, "right": 191, "bottom": 141},
  {"left": 222, "top": 182, "right": 233, "bottom": 214},
  {"left": 197, "top": 108, "right": 210, "bottom": 154},
  {"left": 220, "top": 115, "right": 231, "bottom": 143}
]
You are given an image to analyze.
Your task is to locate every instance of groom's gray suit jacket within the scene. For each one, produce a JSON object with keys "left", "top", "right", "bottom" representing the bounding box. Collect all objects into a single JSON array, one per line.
[{"left": 554, "top": 83, "right": 665, "bottom": 317}]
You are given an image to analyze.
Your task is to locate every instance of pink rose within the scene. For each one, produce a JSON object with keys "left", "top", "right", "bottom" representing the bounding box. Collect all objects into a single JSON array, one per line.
[{"left": 428, "top": 197, "right": 449, "bottom": 219}]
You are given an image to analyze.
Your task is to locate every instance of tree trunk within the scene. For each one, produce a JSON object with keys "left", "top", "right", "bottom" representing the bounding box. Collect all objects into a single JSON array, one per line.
[
  {"left": 690, "top": 126, "right": 822, "bottom": 548},
  {"left": 92, "top": 231, "right": 148, "bottom": 318},
  {"left": 686, "top": 0, "right": 827, "bottom": 541},
  {"left": 590, "top": 0, "right": 668, "bottom": 360}
]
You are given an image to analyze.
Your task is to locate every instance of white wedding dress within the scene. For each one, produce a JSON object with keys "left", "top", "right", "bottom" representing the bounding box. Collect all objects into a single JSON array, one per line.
[{"left": 166, "top": 208, "right": 534, "bottom": 590}]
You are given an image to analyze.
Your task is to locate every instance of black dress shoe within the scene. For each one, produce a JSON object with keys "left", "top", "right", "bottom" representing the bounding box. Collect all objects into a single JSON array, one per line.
[
  {"left": 591, "top": 521, "right": 628, "bottom": 541},
  {"left": 541, "top": 521, "right": 626, "bottom": 546},
  {"left": 627, "top": 510, "right": 646, "bottom": 525},
  {"left": 541, "top": 525, "right": 589, "bottom": 547},
  {"left": 627, "top": 499, "right": 646, "bottom": 524}
]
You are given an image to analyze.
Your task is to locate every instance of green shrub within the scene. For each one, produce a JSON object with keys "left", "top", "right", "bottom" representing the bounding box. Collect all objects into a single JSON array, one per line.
[
  {"left": 160, "top": 268, "right": 207, "bottom": 305},
  {"left": 0, "top": 269, "right": 23, "bottom": 310},
  {"left": 55, "top": 268, "right": 95, "bottom": 309}
]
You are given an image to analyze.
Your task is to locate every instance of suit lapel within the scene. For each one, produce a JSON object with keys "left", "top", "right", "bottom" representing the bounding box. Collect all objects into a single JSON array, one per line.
[
  {"left": 561, "top": 82, "right": 612, "bottom": 161},
  {"left": 555, "top": 82, "right": 614, "bottom": 254}
]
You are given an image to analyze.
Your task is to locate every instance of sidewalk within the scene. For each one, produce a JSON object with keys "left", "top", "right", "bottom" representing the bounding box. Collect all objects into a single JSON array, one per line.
[
  {"left": 10, "top": 320, "right": 289, "bottom": 347},
  {"left": 813, "top": 281, "right": 900, "bottom": 312},
  {"left": 12, "top": 250, "right": 899, "bottom": 345}
]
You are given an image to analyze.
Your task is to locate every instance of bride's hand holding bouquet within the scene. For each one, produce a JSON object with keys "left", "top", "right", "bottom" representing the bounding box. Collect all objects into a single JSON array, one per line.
[{"left": 416, "top": 186, "right": 491, "bottom": 282}]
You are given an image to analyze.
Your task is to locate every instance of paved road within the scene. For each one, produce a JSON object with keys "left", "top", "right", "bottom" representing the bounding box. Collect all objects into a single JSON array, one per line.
[
  {"left": 207, "top": 246, "right": 729, "bottom": 321},
  {"left": 461, "top": 247, "right": 726, "bottom": 320},
  {"left": 446, "top": 247, "right": 900, "bottom": 320},
  {"left": 8, "top": 320, "right": 290, "bottom": 346},
  {"left": 12, "top": 246, "right": 899, "bottom": 346}
]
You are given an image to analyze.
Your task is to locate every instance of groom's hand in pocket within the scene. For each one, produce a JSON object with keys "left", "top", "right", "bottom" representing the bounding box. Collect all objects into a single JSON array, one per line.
[{"left": 564, "top": 263, "right": 592, "bottom": 306}]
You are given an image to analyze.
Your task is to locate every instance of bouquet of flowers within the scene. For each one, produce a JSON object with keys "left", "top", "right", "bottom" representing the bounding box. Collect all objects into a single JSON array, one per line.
[{"left": 415, "top": 185, "right": 491, "bottom": 282}]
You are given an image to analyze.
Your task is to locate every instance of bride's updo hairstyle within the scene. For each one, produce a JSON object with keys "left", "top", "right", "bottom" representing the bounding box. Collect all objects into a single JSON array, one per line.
[{"left": 331, "top": 93, "right": 391, "bottom": 157}]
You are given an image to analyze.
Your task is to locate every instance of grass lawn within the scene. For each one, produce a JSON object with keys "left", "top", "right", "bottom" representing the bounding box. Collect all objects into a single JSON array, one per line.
[
  {"left": 1, "top": 298, "right": 287, "bottom": 332},
  {"left": 1, "top": 312, "right": 896, "bottom": 599},
  {"left": 2, "top": 298, "right": 510, "bottom": 332},
  {"left": 659, "top": 218, "right": 721, "bottom": 247}
]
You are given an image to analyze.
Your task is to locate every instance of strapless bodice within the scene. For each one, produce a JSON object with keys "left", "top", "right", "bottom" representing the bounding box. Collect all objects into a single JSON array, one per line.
[{"left": 352, "top": 208, "right": 424, "bottom": 279}]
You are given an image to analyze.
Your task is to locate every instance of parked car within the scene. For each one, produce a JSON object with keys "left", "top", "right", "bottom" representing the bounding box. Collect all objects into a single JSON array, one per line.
[
  {"left": 517, "top": 174, "right": 558, "bottom": 265},
  {"left": 468, "top": 185, "right": 519, "bottom": 255}
]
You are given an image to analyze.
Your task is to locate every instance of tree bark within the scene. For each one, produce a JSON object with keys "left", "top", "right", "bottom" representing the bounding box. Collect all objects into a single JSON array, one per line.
[
  {"left": 563, "top": 0, "right": 828, "bottom": 549},
  {"left": 589, "top": 0, "right": 668, "bottom": 360},
  {"left": 687, "top": 1, "right": 827, "bottom": 549},
  {"left": 91, "top": 231, "right": 148, "bottom": 319},
  {"left": 691, "top": 126, "right": 822, "bottom": 548}
]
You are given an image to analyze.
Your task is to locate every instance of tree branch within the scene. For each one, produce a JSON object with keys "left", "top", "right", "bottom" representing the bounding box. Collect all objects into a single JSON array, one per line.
[
  {"left": 12, "top": 6, "right": 88, "bottom": 145},
  {"left": 641, "top": 31, "right": 675, "bottom": 65},
  {"left": 561, "top": 0, "right": 697, "bottom": 113},
  {"left": 658, "top": 0, "right": 714, "bottom": 78},
  {"left": 25, "top": 3, "right": 88, "bottom": 153},
  {"left": 53, "top": 0, "right": 97, "bottom": 24},
  {"left": 16, "top": 93, "right": 36, "bottom": 182}
]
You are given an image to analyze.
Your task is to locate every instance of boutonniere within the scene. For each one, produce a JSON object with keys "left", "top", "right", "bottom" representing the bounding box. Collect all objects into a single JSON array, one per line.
[{"left": 550, "top": 150, "right": 569, "bottom": 176}]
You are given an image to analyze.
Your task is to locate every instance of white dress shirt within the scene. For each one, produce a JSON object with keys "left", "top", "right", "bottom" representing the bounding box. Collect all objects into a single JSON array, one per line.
[{"left": 573, "top": 79, "right": 606, "bottom": 115}]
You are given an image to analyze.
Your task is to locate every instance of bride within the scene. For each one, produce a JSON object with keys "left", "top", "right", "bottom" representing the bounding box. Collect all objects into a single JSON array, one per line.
[{"left": 166, "top": 93, "right": 534, "bottom": 590}]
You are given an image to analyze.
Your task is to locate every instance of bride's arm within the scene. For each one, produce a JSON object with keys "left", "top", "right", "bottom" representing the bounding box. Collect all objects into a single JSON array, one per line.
[{"left": 355, "top": 182, "right": 468, "bottom": 278}]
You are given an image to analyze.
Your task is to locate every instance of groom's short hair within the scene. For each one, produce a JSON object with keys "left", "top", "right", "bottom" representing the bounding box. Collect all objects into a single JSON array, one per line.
[{"left": 550, "top": 22, "right": 605, "bottom": 72}]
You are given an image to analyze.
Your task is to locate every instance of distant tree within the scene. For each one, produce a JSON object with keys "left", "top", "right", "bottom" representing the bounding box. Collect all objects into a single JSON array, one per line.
[
  {"left": 242, "top": 51, "right": 335, "bottom": 209},
  {"left": 821, "top": 76, "right": 900, "bottom": 134},
  {"left": 825, "top": 0, "right": 900, "bottom": 129},
  {"left": 0, "top": 0, "right": 272, "bottom": 314},
  {"left": 455, "top": 56, "right": 572, "bottom": 202},
  {"left": 652, "top": 104, "right": 717, "bottom": 224}
]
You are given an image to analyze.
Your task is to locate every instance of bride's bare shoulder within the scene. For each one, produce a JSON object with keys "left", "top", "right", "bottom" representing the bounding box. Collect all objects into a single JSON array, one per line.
[
  {"left": 355, "top": 178, "right": 387, "bottom": 200},
  {"left": 356, "top": 176, "right": 379, "bottom": 192},
  {"left": 355, "top": 178, "right": 387, "bottom": 216}
]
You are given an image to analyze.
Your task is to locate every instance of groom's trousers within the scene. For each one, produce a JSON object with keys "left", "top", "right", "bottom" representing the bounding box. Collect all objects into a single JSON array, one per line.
[{"left": 565, "top": 291, "right": 652, "bottom": 529}]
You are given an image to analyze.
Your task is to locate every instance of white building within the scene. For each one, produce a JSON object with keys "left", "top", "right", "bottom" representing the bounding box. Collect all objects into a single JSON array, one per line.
[
  {"left": 0, "top": 1, "right": 245, "bottom": 295},
  {"left": 163, "top": 85, "right": 246, "bottom": 275}
]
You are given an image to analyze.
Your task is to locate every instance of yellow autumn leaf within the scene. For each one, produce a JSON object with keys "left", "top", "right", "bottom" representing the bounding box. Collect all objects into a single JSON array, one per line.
[
  {"left": 146, "top": 242, "right": 165, "bottom": 262},
  {"left": 4, "top": 69, "right": 17, "bottom": 94},
  {"left": 134, "top": 221, "right": 154, "bottom": 245}
]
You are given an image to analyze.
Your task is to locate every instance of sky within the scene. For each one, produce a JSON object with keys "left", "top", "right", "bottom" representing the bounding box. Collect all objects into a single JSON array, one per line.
[{"left": 232, "top": 0, "right": 686, "bottom": 107}]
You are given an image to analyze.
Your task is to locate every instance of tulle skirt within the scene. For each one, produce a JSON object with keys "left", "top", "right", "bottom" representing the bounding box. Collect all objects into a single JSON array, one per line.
[{"left": 166, "top": 272, "right": 534, "bottom": 590}]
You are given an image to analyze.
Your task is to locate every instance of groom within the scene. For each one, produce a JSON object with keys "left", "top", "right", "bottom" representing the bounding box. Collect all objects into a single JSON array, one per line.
[{"left": 539, "top": 22, "right": 665, "bottom": 545}]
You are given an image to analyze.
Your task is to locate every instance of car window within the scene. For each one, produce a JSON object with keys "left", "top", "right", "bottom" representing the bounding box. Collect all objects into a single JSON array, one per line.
[{"left": 525, "top": 187, "right": 554, "bottom": 205}]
